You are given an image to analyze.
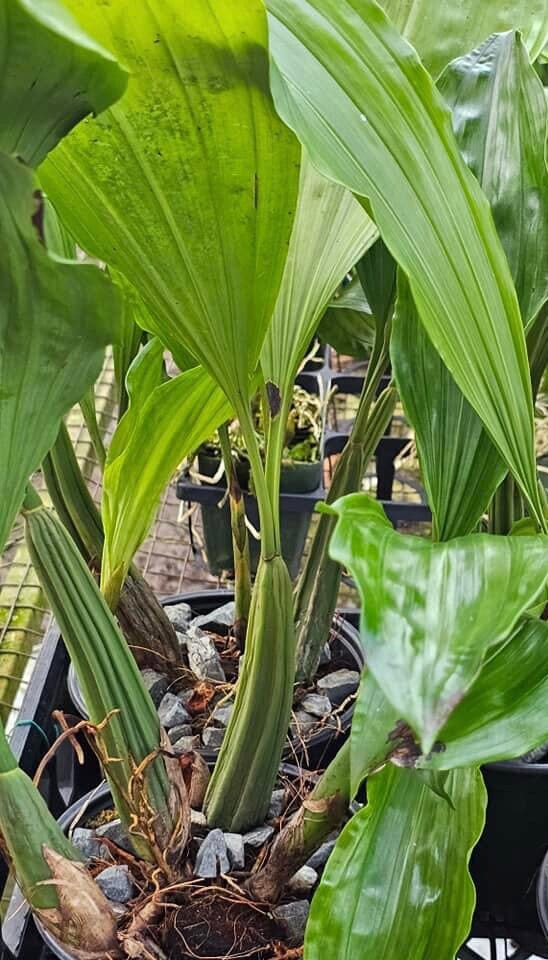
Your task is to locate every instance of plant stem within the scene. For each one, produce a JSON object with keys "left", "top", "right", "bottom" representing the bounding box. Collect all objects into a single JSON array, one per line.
[
  {"left": 218, "top": 421, "right": 251, "bottom": 643},
  {"left": 205, "top": 392, "right": 296, "bottom": 830},
  {"left": 43, "top": 422, "right": 181, "bottom": 671},
  {"left": 489, "top": 475, "right": 523, "bottom": 534},
  {"left": 294, "top": 374, "right": 395, "bottom": 681},
  {"left": 79, "top": 386, "right": 107, "bottom": 471},
  {"left": 248, "top": 741, "right": 351, "bottom": 902}
]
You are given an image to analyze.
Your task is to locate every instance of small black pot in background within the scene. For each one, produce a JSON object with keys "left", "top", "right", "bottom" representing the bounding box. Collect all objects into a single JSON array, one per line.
[
  {"left": 469, "top": 758, "right": 548, "bottom": 957},
  {"left": 68, "top": 590, "right": 364, "bottom": 772}
]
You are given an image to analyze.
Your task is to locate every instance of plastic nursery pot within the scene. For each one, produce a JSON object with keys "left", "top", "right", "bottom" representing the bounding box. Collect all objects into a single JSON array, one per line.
[
  {"left": 537, "top": 849, "right": 548, "bottom": 943},
  {"left": 68, "top": 589, "right": 364, "bottom": 772},
  {"left": 197, "top": 451, "right": 323, "bottom": 578},
  {"left": 469, "top": 758, "right": 548, "bottom": 957}
]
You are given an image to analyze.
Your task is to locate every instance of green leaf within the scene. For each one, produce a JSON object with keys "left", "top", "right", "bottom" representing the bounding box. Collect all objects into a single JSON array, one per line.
[
  {"left": 101, "top": 339, "right": 231, "bottom": 601},
  {"left": 267, "top": 0, "right": 545, "bottom": 527},
  {"left": 376, "top": 0, "right": 548, "bottom": 79},
  {"left": 304, "top": 764, "right": 486, "bottom": 960},
  {"left": 0, "top": 0, "right": 127, "bottom": 166},
  {"left": 356, "top": 237, "right": 397, "bottom": 340},
  {"left": 392, "top": 277, "right": 506, "bottom": 540},
  {"left": 393, "top": 32, "right": 548, "bottom": 540},
  {"left": 0, "top": 155, "right": 121, "bottom": 554},
  {"left": 40, "top": 0, "right": 300, "bottom": 409},
  {"left": 261, "top": 153, "right": 377, "bottom": 397},
  {"left": 319, "top": 275, "right": 376, "bottom": 359},
  {"left": 349, "top": 670, "right": 399, "bottom": 796},
  {"left": 418, "top": 618, "right": 548, "bottom": 769},
  {"left": 328, "top": 494, "right": 548, "bottom": 752}
]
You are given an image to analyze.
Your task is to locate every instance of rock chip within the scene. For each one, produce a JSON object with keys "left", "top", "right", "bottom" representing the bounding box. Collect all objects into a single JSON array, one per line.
[
  {"left": 96, "top": 820, "right": 135, "bottom": 855},
  {"left": 158, "top": 692, "right": 191, "bottom": 729},
  {"left": 243, "top": 825, "right": 274, "bottom": 849},
  {"left": 317, "top": 668, "right": 360, "bottom": 705},
  {"left": 96, "top": 865, "right": 135, "bottom": 903},
  {"left": 306, "top": 839, "right": 336, "bottom": 871},
  {"left": 71, "top": 828, "right": 108, "bottom": 862},
  {"left": 191, "top": 809, "right": 207, "bottom": 829},
  {"left": 194, "top": 829, "right": 230, "bottom": 878},
  {"left": 267, "top": 789, "right": 286, "bottom": 820},
  {"left": 141, "top": 669, "right": 169, "bottom": 707},
  {"left": 164, "top": 602, "right": 193, "bottom": 632},
  {"left": 272, "top": 900, "right": 310, "bottom": 945},
  {"left": 291, "top": 710, "right": 317, "bottom": 737},
  {"left": 172, "top": 735, "right": 201, "bottom": 755},
  {"left": 191, "top": 601, "right": 235, "bottom": 632},
  {"left": 287, "top": 865, "right": 318, "bottom": 896},
  {"left": 202, "top": 727, "right": 225, "bottom": 750},
  {"left": 185, "top": 626, "right": 226, "bottom": 682},
  {"left": 211, "top": 703, "right": 233, "bottom": 727},
  {"left": 168, "top": 723, "right": 193, "bottom": 744},
  {"left": 224, "top": 832, "right": 245, "bottom": 869},
  {"left": 301, "top": 693, "right": 332, "bottom": 718}
]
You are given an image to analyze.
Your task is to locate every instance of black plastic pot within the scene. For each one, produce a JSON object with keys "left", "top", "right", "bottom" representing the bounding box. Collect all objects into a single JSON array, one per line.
[
  {"left": 198, "top": 451, "right": 323, "bottom": 578},
  {"left": 538, "top": 849, "right": 548, "bottom": 942},
  {"left": 68, "top": 590, "right": 364, "bottom": 771},
  {"left": 469, "top": 758, "right": 548, "bottom": 957}
]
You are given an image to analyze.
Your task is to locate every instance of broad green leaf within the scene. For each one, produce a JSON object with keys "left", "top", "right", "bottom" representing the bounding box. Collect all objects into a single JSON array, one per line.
[
  {"left": 393, "top": 32, "right": 548, "bottom": 540},
  {"left": 261, "top": 153, "right": 376, "bottom": 403},
  {"left": 40, "top": 0, "right": 300, "bottom": 409},
  {"left": 319, "top": 275, "right": 376, "bottom": 358},
  {"left": 305, "top": 764, "right": 486, "bottom": 960},
  {"left": 111, "top": 273, "right": 148, "bottom": 418},
  {"left": 0, "top": 155, "right": 121, "bottom": 553},
  {"left": 101, "top": 340, "right": 231, "bottom": 601},
  {"left": 418, "top": 618, "right": 548, "bottom": 769},
  {"left": 0, "top": 0, "right": 127, "bottom": 166},
  {"left": 377, "top": 0, "right": 548, "bottom": 79},
  {"left": 328, "top": 494, "right": 548, "bottom": 752},
  {"left": 356, "top": 237, "right": 397, "bottom": 341},
  {"left": 350, "top": 670, "right": 399, "bottom": 796},
  {"left": 392, "top": 278, "right": 506, "bottom": 540},
  {"left": 267, "top": 0, "right": 545, "bottom": 527}
]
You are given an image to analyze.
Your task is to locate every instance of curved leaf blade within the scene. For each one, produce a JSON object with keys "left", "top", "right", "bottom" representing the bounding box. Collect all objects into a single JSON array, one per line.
[
  {"left": 40, "top": 0, "right": 300, "bottom": 407},
  {"left": 377, "top": 0, "right": 548, "bottom": 79},
  {"left": 267, "top": 0, "right": 544, "bottom": 526},
  {"left": 0, "top": 155, "right": 121, "bottom": 553},
  {"left": 305, "top": 764, "right": 486, "bottom": 960},
  {"left": 419, "top": 618, "right": 548, "bottom": 769},
  {"left": 0, "top": 0, "right": 127, "bottom": 166},
  {"left": 261, "top": 153, "right": 377, "bottom": 398},
  {"left": 393, "top": 31, "right": 548, "bottom": 540},
  {"left": 319, "top": 275, "right": 376, "bottom": 358},
  {"left": 328, "top": 494, "right": 548, "bottom": 751},
  {"left": 101, "top": 340, "right": 231, "bottom": 598}
]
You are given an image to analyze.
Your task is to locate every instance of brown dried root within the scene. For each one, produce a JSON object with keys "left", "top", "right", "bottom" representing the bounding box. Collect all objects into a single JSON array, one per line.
[
  {"left": 35, "top": 847, "right": 119, "bottom": 959},
  {"left": 180, "top": 750, "right": 210, "bottom": 809}
]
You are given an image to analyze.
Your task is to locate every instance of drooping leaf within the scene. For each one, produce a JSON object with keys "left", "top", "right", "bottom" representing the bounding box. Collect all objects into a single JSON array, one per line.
[
  {"left": 305, "top": 764, "right": 486, "bottom": 960},
  {"left": 101, "top": 340, "right": 231, "bottom": 602},
  {"left": 267, "top": 0, "right": 545, "bottom": 527},
  {"left": 376, "top": 0, "right": 548, "bottom": 79},
  {"left": 40, "top": 0, "right": 300, "bottom": 409},
  {"left": 349, "top": 670, "right": 399, "bottom": 796},
  {"left": 318, "top": 275, "right": 376, "bottom": 359},
  {"left": 0, "top": 0, "right": 127, "bottom": 166},
  {"left": 261, "top": 153, "right": 376, "bottom": 405},
  {"left": 328, "top": 494, "right": 548, "bottom": 752},
  {"left": 355, "top": 237, "right": 397, "bottom": 342},
  {"left": 418, "top": 618, "right": 548, "bottom": 769},
  {"left": 393, "top": 31, "right": 548, "bottom": 540},
  {"left": 0, "top": 155, "right": 121, "bottom": 553}
]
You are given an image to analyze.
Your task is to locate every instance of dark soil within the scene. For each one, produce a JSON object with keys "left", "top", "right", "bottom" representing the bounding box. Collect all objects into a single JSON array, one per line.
[{"left": 163, "top": 890, "right": 284, "bottom": 959}]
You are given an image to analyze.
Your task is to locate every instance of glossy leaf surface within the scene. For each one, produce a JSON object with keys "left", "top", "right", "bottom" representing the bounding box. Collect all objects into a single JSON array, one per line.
[
  {"left": 261, "top": 153, "right": 376, "bottom": 400},
  {"left": 101, "top": 340, "right": 231, "bottom": 600},
  {"left": 305, "top": 764, "right": 486, "bottom": 960},
  {"left": 393, "top": 32, "right": 548, "bottom": 539},
  {"left": 267, "top": 0, "right": 544, "bottom": 525},
  {"left": 328, "top": 494, "right": 548, "bottom": 751},
  {"left": 319, "top": 275, "right": 376, "bottom": 359},
  {"left": 0, "top": 0, "right": 126, "bottom": 166},
  {"left": 419, "top": 618, "right": 548, "bottom": 769},
  {"left": 0, "top": 156, "right": 120, "bottom": 553},
  {"left": 40, "top": 0, "right": 300, "bottom": 408},
  {"left": 377, "top": 0, "right": 548, "bottom": 78}
]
